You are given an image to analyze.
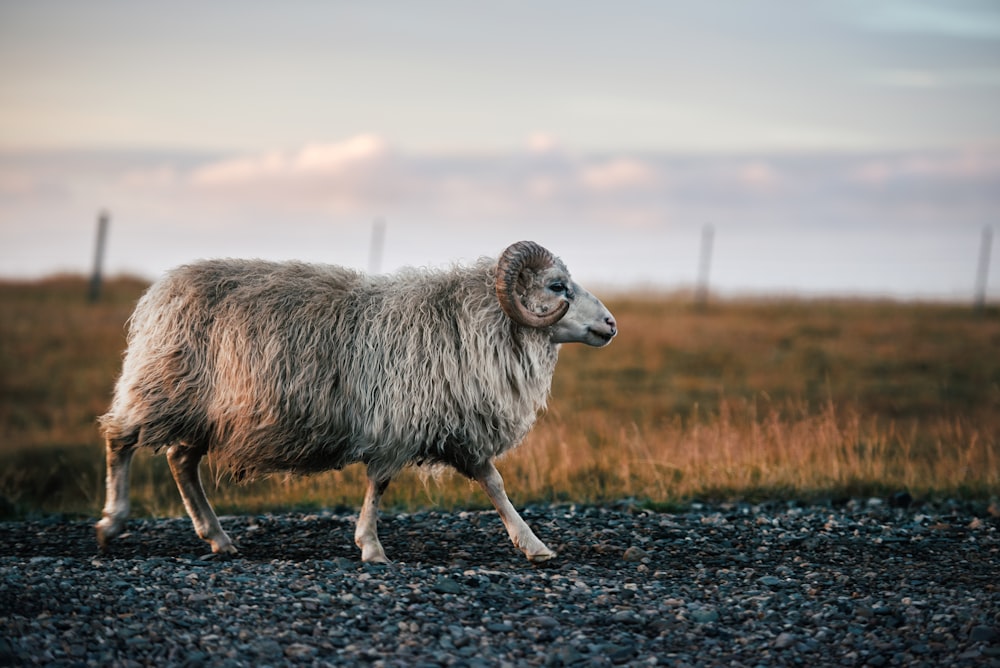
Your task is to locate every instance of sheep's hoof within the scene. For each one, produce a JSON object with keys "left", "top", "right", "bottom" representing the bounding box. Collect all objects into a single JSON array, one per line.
[
  {"left": 361, "top": 550, "right": 390, "bottom": 565},
  {"left": 96, "top": 533, "right": 111, "bottom": 553},
  {"left": 526, "top": 549, "right": 557, "bottom": 563},
  {"left": 95, "top": 518, "right": 123, "bottom": 551},
  {"left": 211, "top": 541, "right": 238, "bottom": 555}
]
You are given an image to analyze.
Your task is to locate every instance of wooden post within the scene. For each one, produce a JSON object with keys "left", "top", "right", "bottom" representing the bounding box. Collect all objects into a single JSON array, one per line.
[
  {"left": 974, "top": 225, "right": 993, "bottom": 311},
  {"left": 695, "top": 224, "right": 714, "bottom": 308},
  {"left": 368, "top": 217, "right": 385, "bottom": 275},
  {"left": 88, "top": 210, "right": 110, "bottom": 303}
]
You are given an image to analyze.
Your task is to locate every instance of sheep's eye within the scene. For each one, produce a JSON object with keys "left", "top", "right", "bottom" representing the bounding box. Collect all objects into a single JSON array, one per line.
[{"left": 549, "top": 282, "right": 566, "bottom": 294}]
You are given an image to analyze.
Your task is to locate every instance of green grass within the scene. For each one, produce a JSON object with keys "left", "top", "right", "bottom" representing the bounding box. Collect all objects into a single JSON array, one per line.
[{"left": 1, "top": 277, "right": 998, "bottom": 519}]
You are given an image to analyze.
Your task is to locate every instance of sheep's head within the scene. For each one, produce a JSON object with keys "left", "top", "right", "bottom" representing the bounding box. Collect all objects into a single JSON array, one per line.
[{"left": 496, "top": 241, "right": 617, "bottom": 347}]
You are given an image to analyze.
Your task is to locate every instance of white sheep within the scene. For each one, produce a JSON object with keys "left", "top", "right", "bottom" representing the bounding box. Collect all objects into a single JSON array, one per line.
[{"left": 96, "top": 241, "right": 617, "bottom": 562}]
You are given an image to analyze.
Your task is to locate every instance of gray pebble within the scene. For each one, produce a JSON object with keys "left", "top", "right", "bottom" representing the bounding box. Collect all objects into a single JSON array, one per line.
[
  {"left": 621, "top": 546, "right": 649, "bottom": 562},
  {"left": 433, "top": 576, "right": 463, "bottom": 594},
  {"left": 689, "top": 607, "right": 719, "bottom": 624},
  {"left": 1, "top": 499, "right": 996, "bottom": 666},
  {"left": 773, "top": 632, "right": 796, "bottom": 649},
  {"left": 531, "top": 615, "right": 560, "bottom": 629}
]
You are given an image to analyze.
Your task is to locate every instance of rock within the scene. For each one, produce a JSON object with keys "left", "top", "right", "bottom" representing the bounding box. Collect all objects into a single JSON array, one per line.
[
  {"left": 252, "top": 639, "right": 283, "bottom": 658},
  {"left": 689, "top": 608, "right": 719, "bottom": 624},
  {"left": 546, "top": 645, "right": 585, "bottom": 666},
  {"left": 970, "top": 625, "right": 998, "bottom": 643},
  {"left": 486, "top": 622, "right": 514, "bottom": 633},
  {"left": 610, "top": 610, "right": 642, "bottom": 625},
  {"left": 531, "top": 615, "right": 560, "bottom": 629},
  {"left": 855, "top": 604, "right": 875, "bottom": 618},
  {"left": 1, "top": 502, "right": 996, "bottom": 667},
  {"left": 601, "top": 644, "right": 637, "bottom": 664},
  {"left": 284, "top": 642, "right": 317, "bottom": 659},
  {"left": 757, "top": 575, "right": 785, "bottom": 588},
  {"left": 433, "top": 576, "right": 463, "bottom": 594},
  {"left": 622, "top": 546, "right": 649, "bottom": 562}
]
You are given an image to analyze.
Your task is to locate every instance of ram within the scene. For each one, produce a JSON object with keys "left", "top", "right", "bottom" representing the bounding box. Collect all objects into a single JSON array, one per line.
[{"left": 96, "top": 241, "right": 617, "bottom": 562}]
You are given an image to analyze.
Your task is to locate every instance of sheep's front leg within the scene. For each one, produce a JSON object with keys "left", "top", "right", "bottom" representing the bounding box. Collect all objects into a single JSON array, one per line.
[
  {"left": 96, "top": 438, "right": 135, "bottom": 550},
  {"left": 355, "top": 473, "right": 390, "bottom": 563},
  {"left": 474, "top": 461, "right": 556, "bottom": 563},
  {"left": 166, "top": 444, "right": 236, "bottom": 554}
]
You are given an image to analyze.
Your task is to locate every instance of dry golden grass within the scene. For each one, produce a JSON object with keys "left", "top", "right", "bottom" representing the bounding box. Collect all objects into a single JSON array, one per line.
[{"left": 1, "top": 277, "right": 997, "bottom": 518}]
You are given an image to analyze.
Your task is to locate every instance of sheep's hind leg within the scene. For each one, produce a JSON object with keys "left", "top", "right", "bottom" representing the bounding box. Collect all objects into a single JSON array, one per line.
[
  {"left": 474, "top": 461, "right": 556, "bottom": 563},
  {"left": 355, "top": 473, "right": 390, "bottom": 563},
  {"left": 166, "top": 444, "right": 236, "bottom": 554},
  {"left": 96, "top": 438, "right": 136, "bottom": 550}
]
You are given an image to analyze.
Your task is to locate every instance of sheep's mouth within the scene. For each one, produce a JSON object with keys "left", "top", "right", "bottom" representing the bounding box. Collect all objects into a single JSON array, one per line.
[{"left": 587, "top": 327, "right": 615, "bottom": 344}]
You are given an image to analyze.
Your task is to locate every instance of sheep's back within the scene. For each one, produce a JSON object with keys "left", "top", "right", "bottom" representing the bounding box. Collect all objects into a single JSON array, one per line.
[{"left": 101, "top": 260, "right": 360, "bottom": 450}]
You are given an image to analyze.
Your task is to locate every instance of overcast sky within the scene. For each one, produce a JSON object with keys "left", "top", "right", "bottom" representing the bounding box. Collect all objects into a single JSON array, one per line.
[{"left": 1, "top": 1, "right": 998, "bottom": 298}]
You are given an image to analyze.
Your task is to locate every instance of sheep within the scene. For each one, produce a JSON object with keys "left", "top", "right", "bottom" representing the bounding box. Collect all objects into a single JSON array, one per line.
[{"left": 95, "top": 240, "right": 617, "bottom": 563}]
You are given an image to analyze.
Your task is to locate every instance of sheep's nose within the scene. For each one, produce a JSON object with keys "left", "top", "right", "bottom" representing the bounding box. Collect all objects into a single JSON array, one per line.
[{"left": 605, "top": 316, "right": 617, "bottom": 336}]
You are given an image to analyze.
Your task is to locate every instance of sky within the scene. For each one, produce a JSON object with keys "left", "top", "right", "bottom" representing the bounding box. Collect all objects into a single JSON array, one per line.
[{"left": 1, "top": 1, "right": 999, "bottom": 298}]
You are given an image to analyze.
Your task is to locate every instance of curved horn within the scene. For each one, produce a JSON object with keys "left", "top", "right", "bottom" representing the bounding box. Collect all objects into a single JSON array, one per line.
[{"left": 495, "top": 241, "right": 570, "bottom": 328}]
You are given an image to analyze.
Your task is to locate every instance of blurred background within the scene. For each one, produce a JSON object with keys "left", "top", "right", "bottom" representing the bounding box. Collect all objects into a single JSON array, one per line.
[
  {"left": 2, "top": 2, "right": 999, "bottom": 515},
  {"left": 1, "top": 1, "right": 998, "bottom": 299}
]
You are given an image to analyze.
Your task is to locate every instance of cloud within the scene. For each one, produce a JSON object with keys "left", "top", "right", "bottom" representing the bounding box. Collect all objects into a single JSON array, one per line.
[
  {"left": 526, "top": 132, "right": 561, "bottom": 154},
  {"left": 738, "top": 161, "right": 780, "bottom": 192},
  {"left": 89, "top": 136, "right": 998, "bottom": 236},
  {"left": 6, "top": 138, "right": 998, "bottom": 232},
  {"left": 182, "top": 134, "right": 397, "bottom": 216},
  {"left": 163, "top": 134, "right": 674, "bottom": 222},
  {"left": 118, "top": 165, "right": 179, "bottom": 189},
  {"left": 850, "top": 150, "right": 1000, "bottom": 187},
  {"left": 0, "top": 169, "right": 45, "bottom": 197},
  {"left": 294, "top": 135, "right": 388, "bottom": 172},
  {"left": 116, "top": 137, "right": 995, "bottom": 238},
  {"left": 191, "top": 151, "right": 288, "bottom": 186},
  {"left": 580, "top": 158, "right": 657, "bottom": 192},
  {"left": 191, "top": 134, "right": 389, "bottom": 187},
  {"left": 3, "top": 138, "right": 998, "bottom": 298}
]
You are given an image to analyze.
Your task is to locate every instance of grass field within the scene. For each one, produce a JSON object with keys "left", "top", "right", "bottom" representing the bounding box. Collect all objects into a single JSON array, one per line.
[{"left": 1, "top": 276, "right": 997, "bottom": 519}]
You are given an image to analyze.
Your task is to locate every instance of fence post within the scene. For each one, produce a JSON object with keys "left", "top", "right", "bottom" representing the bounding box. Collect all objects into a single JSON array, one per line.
[
  {"left": 974, "top": 225, "right": 993, "bottom": 311},
  {"left": 695, "top": 224, "right": 714, "bottom": 309},
  {"left": 368, "top": 217, "right": 386, "bottom": 275},
  {"left": 88, "top": 210, "right": 110, "bottom": 303}
]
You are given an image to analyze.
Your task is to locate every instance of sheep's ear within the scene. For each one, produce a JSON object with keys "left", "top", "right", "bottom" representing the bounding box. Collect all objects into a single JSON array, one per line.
[{"left": 495, "top": 241, "right": 569, "bottom": 328}]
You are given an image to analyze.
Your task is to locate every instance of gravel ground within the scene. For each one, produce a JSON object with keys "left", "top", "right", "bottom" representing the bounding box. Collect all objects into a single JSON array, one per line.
[{"left": 1, "top": 498, "right": 998, "bottom": 667}]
